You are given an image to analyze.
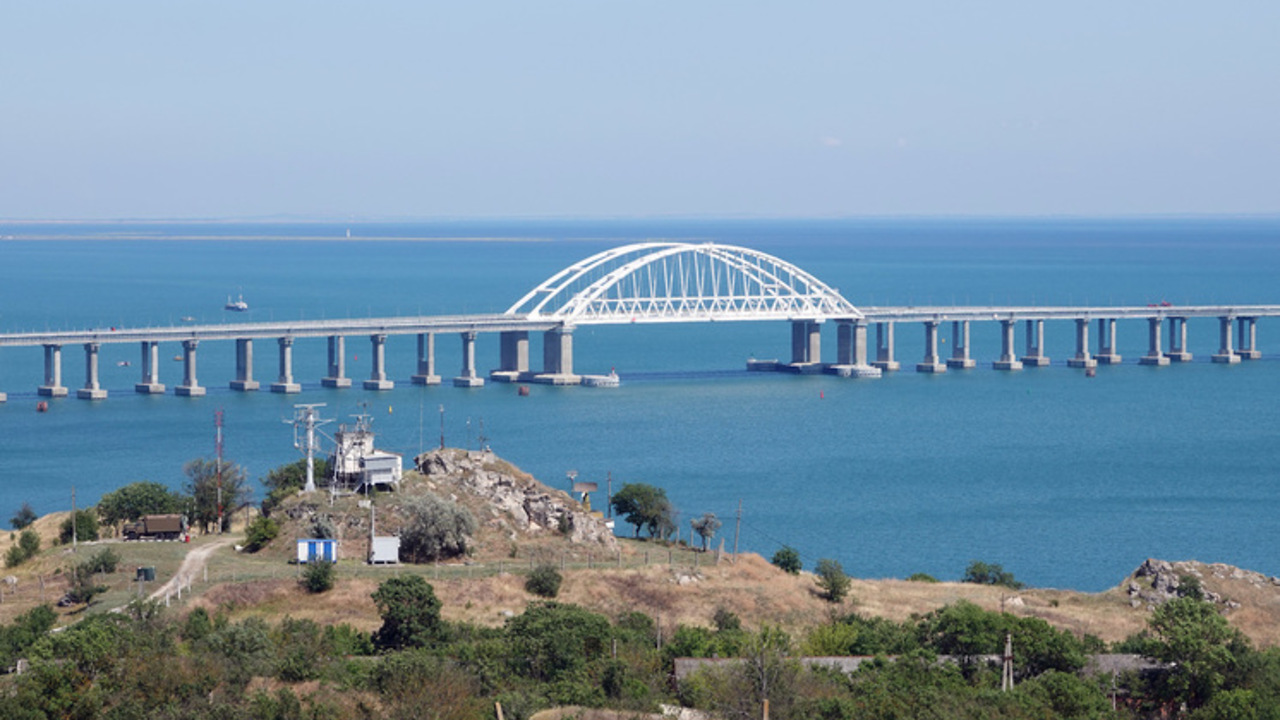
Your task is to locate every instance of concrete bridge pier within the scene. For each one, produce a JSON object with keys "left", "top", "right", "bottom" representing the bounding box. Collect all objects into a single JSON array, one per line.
[
  {"left": 270, "top": 337, "right": 301, "bottom": 393},
  {"left": 77, "top": 342, "right": 107, "bottom": 400},
  {"left": 1140, "top": 318, "right": 1170, "bottom": 366},
  {"left": 993, "top": 320, "right": 1023, "bottom": 370},
  {"left": 916, "top": 321, "right": 946, "bottom": 373},
  {"left": 828, "top": 319, "right": 881, "bottom": 378},
  {"left": 230, "top": 338, "right": 260, "bottom": 391},
  {"left": 871, "top": 322, "right": 900, "bottom": 371},
  {"left": 1166, "top": 317, "right": 1193, "bottom": 362},
  {"left": 135, "top": 341, "right": 165, "bottom": 394},
  {"left": 1096, "top": 318, "right": 1122, "bottom": 364},
  {"left": 363, "top": 334, "right": 395, "bottom": 390},
  {"left": 321, "top": 336, "right": 351, "bottom": 388},
  {"left": 175, "top": 339, "right": 206, "bottom": 396},
  {"left": 453, "top": 331, "right": 484, "bottom": 387},
  {"left": 1237, "top": 317, "right": 1261, "bottom": 359},
  {"left": 947, "top": 320, "right": 976, "bottom": 369},
  {"left": 411, "top": 333, "right": 441, "bottom": 385},
  {"left": 490, "top": 330, "right": 529, "bottom": 383},
  {"left": 787, "top": 320, "right": 823, "bottom": 373},
  {"left": 534, "top": 326, "right": 579, "bottom": 385},
  {"left": 1213, "top": 317, "right": 1240, "bottom": 364},
  {"left": 39, "top": 343, "right": 68, "bottom": 397},
  {"left": 1020, "top": 319, "right": 1050, "bottom": 367},
  {"left": 1067, "top": 318, "right": 1096, "bottom": 369}
]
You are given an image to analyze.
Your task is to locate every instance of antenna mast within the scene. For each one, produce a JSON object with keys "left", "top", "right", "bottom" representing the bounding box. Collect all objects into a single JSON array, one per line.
[{"left": 288, "top": 404, "right": 330, "bottom": 492}]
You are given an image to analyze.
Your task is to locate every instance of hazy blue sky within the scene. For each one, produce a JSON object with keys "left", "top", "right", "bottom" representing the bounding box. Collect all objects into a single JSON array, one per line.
[{"left": 3, "top": 2, "right": 1277, "bottom": 219}]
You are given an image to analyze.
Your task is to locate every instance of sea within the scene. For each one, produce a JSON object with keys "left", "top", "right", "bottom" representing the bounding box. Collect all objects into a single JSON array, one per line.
[{"left": 1, "top": 217, "right": 1277, "bottom": 592}]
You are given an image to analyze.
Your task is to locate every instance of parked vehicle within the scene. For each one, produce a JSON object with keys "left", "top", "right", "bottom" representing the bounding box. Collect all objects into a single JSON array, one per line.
[{"left": 123, "top": 514, "right": 187, "bottom": 541}]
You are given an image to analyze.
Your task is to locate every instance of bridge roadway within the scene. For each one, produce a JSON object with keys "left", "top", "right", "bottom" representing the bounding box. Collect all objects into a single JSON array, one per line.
[{"left": 0, "top": 304, "right": 1275, "bottom": 402}]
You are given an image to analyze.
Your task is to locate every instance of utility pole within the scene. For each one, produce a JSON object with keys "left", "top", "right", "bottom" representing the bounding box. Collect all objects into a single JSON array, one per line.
[
  {"left": 1001, "top": 632, "right": 1014, "bottom": 692},
  {"left": 71, "top": 485, "right": 76, "bottom": 553},
  {"left": 215, "top": 409, "right": 225, "bottom": 532},
  {"left": 288, "top": 404, "right": 329, "bottom": 493},
  {"left": 733, "top": 499, "right": 742, "bottom": 563},
  {"left": 438, "top": 404, "right": 445, "bottom": 450},
  {"left": 606, "top": 471, "right": 613, "bottom": 518}
]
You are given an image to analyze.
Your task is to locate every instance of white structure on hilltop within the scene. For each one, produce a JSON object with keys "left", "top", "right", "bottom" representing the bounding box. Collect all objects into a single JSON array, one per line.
[{"left": 329, "top": 413, "right": 402, "bottom": 494}]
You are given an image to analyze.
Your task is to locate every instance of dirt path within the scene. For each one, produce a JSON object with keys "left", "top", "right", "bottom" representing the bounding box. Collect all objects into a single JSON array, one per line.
[{"left": 149, "top": 536, "right": 237, "bottom": 601}]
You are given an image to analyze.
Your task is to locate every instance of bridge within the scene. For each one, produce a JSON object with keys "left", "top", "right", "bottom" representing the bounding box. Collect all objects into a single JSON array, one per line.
[{"left": 0, "top": 242, "right": 1275, "bottom": 402}]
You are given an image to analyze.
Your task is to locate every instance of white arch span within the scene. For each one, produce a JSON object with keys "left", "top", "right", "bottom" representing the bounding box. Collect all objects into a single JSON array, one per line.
[{"left": 506, "top": 242, "right": 860, "bottom": 324}]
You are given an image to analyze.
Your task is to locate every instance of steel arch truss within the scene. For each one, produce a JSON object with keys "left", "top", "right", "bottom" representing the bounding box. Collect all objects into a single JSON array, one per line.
[{"left": 506, "top": 242, "right": 861, "bottom": 324}]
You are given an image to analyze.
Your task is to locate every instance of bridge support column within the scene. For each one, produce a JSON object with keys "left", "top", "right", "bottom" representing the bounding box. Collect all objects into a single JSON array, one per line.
[
  {"left": 1096, "top": 319, "right": 1122, "bottom": 364},
  {"left": 1020, "top": 319, "right": 1050, "bottom": 366},
  {"left": 38, "top": 344, "right": 68, "bottom": 397},
  {"left": 947, "top": 321, "right": 975, "bottom": 369},
  {"left": 411, "top": 333, "right": 441, "bottom": 385},
  {"left": 1237, "top": 317, "right": 1261, "bottom": 359},
  {"left": 322, "top": 336, "right": 351, "bottom": 388},
  {"left": 453, "top": 331, "right": 484, "bottom": 387},
  {"left": 490, "top": 330, "right": 529, "bottom": 382},
  {"left": 175, "top": 339, "right": 206, "bottom": 396},
  {"left": 534, "top": 327, "right": 579, "bottom": 384},
  {"left": 993, "top": 320, "right": 1023, "bottom": 370},
  {"left": 1166, "top": 317, "right": 1192, "bottom": 362},
  {"left": 1140, "top": 318, "right": 1170, "bottom": 366},
  {"left": 271, "top": 337, "right": 301, "bottom": 393},
  {"left": 829, "top": 319, "right": 881, "bottom": 378},
  {"left": 77, "top": 342, "right": 107, "bottom": 399},
  {"left": 787, "top": 320, "right": 823, "bottom": 373},
  {"left": 364, "top": 334, "right": 395, "bottom": 390},
  {"left": 1212, "top": 317, "right": 1240, "bottom": 364},
  {"left": 916, "top": 321, "right": 946, "bottom": 373},
  {"left": 871, "top": 322, "right": 900, "bottom": 371},
  {"left": 230, "top": 338, "right": 260, "bottom": 391},
  {"left": 1067, "top": 319, "right": 1096, "bottom": 368},
  {"left": 135, "top": 341, "right": 165, "bottom": 394}
]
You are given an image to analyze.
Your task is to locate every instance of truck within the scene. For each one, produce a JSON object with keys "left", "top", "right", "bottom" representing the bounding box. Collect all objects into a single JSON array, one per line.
[{"left": 122, "top": 514, "right": 187, "bottom": 541}]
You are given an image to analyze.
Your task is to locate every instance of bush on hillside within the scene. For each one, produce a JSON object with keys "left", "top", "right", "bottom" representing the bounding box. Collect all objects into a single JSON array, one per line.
[
  {"left": 771, "top": 546, "right": 802, "bottom": 574},
  {"left": 525, "top": 564, "right": 562, "bottom": 598}
]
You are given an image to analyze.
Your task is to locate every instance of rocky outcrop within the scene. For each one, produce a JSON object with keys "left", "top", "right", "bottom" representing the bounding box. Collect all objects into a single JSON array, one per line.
[
  {"left": 414, "top": 449, "right": 617, "bottom": 550},
  {"left": 1125, "top": 558, "right": 1269, "bottom": 610}
]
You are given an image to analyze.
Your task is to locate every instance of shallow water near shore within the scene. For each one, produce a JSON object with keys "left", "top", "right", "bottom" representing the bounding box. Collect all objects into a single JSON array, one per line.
[{"left": 1, "top": 217, "right": 1278, "bottom": 591}]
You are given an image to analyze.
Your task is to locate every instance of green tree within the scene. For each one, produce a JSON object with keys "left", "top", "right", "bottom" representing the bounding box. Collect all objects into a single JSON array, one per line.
[
  {"left": 10, "top": 502, "right": 37, "bottom": 530},
  {"left": 399, "top": 492, "right": 476, "bottom": 563},
  {"left": 59, "top": 508, "right": 99, "bottom": 543},
  {"left": 1148, "top": 595, "right": 1250, "bottom": 709},
  {"left": 771, "top": 545, "right": 802, "bottom": 574},
  {"left": 371, "top": 575, "right": 443, "bottom": 651},
  {"left": 96, "top": 481, "right": 186, "bottom": 526},
  {"left": 64, "top": 561, "right": 107, "bottom": 605},
  {"left": 504, "top": 601, "right": 612, "bottom": 683},
  {"left": 690, "top": 512, "right": 721, "bottom": 551},
  {"left": 261, "top": 458, "right": 331, "bottom": 516},
  {"left": 814, "top": 558, "right": 851, "bottom": 603},
  {"left": 610, "top": 482, "right": 674, "bottom": 539},
  {"left": 5, "top": 529, "right": 40, "bottom": 568},
  {"left": 184, "top": 457, "right": 251, "bottom": 534},
  {"left": 962, "top": 560, "right": 1025, "bottom": 589}
]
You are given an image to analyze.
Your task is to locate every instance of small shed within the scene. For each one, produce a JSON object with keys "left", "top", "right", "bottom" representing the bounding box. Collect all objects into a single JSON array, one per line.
[
  {"left": 369, "top": 536, "right": 400, "bottom": 565},
  {"left": 297, "top": 538, "right": 338, "bottom": 564}
]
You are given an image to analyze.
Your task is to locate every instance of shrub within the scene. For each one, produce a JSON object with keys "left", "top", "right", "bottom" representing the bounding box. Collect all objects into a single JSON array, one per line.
[
  {"left": 64, "top": 562, "right": 107, "bottom": 605},
  {"left": 301, "top": 560, "right": 335, "bottom": 594},
  {"left": 815, "top": 558, "right": 851, "bottom": 603},
  {"left": 771, "top": 546, "right": 801, "bottom": 574},
  {"left": 713, "top": 606, "right": 742, "bottom": 632},
  {"left": 907, "top": 572, "right": 939, "bottom": 583},
  {"left": 85, "top": 547, "right": 120, "bottom": 574},
  {"left": 525, "top": 564, "right": 562, "bottom": 598},
  {"left": 399, "top": 493, "right": 476, "bottom": 563},
  {"left": 243, "top": 516, "right": 279, "bottom": 553},
  {"left": 371, "top": 575, "right": 443, "bottom": 651},
  {"left": 5, "top": 529, "right": 41, "bottom": 567},
  {"left": 308, "top": 514, "right": 337, "bottom": 540}
]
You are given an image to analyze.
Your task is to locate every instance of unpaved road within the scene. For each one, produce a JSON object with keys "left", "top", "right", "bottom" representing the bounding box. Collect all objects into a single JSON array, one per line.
[{"left": 149, "top": 536, "right": 236, "bottom": 601}]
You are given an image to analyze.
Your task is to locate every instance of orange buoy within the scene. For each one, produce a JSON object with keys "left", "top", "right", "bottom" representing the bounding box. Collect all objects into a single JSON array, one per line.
[
  {"left": 36, "top": 401, "right": 48, "bottom": 412},
  {"left": 517, "top": 385, "right": 530, "bottom": 397}
]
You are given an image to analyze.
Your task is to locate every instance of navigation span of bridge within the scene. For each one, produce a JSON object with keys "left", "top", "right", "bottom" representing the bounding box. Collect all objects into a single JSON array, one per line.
[{"left": 0, "top": 242, "right": 1276, "bottom": 403}]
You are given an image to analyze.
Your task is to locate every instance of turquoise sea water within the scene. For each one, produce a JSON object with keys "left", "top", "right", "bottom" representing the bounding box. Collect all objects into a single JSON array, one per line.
[{"left": 1, "top": 217, "right": 1277, "bottom": 591}]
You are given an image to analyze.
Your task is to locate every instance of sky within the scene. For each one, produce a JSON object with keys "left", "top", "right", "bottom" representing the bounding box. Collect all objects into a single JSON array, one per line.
[{"left": 2, "top": 2, "right": 1278, "bottom": 220}]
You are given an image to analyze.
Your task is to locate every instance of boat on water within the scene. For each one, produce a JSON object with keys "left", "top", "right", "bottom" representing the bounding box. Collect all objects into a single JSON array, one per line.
[
  {"left": 172, "top": 355, "right": 183, "bottom": 362},
  {"left": 117, "top": 360, "right": 131, "bottom": 367},
  {"left": 180, "top": 316, "right": 196, "bottom": 322},
  {"left": 225, "top": 294, "right": 249, "bottom": 312}
]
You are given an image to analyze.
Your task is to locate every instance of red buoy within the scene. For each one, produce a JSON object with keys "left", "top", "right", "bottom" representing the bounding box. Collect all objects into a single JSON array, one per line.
[{"left": 36, "top": 401, "right": 48, "bottom": 412}]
